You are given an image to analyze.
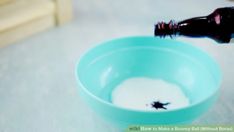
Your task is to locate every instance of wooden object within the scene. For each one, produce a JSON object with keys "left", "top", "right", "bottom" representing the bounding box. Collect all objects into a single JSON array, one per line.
[
  {"left": 0, "top": 0, "right": 73, "bottom": 48},
  {"left": 0, "top": 15, "right": 55, "bottom": 47},
  {"left": 0, "top": 0, "right": 55, "bottom": 47},
  {"left": 54, "top": 0, "right": 73, "bottom": 25},
  {"left": 0, "top": 0, "right": 12, "bottom": 5}
]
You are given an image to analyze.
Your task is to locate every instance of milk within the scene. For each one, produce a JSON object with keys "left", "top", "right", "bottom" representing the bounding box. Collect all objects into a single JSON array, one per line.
[{"left": 111, "top": 77, "right": 189, "bottom": 111}]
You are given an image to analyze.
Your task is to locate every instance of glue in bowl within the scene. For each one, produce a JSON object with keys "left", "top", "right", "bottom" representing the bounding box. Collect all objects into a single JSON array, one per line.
[{"left": 75, "top": 36, "right": 222, "bottom": 129}]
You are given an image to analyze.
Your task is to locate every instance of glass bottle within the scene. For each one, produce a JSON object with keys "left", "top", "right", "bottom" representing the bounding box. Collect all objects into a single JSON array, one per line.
[{"left": 154, "top": 7, "right": 234, "bottom": 43}]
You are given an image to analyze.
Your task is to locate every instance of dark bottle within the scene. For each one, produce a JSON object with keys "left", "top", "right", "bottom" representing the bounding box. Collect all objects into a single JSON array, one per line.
[{"left": 154, "top": 7, "right": 234, "bottom": 43}]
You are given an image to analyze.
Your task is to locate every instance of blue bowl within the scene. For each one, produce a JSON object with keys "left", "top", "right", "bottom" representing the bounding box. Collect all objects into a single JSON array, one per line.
[{"left": 75, "top": 36, "right": 222, "bottom": 129}]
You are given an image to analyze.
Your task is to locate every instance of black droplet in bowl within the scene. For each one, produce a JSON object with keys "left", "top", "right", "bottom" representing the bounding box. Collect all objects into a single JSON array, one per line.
[{"left": 151, "top": 101, "right": 170, "bottom": 110}]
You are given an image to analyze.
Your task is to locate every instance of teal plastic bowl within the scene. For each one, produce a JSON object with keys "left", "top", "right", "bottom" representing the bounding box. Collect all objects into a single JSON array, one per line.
[{"left": 75, "top": 36, "right": 222, "bottom": 129}]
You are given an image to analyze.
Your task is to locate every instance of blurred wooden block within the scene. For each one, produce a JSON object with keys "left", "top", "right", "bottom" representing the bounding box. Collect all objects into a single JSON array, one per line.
[
  {"left": 0, "top": 0, "right": 73, "bottom": 48},
  {"left": 0, "top": 0, "right": 12, "bottom": 5},
  {"left": 0, "top": 0, "right": 56, "bottom": 47},
  {"left": 0, "top": 0, "right": 55, "bottom": 32},
  {"left": 0, "top": 15, "right": 55, "bottom": 48},
  {"left": 55, "top": 0, "right": 73, "bottom": 25}
]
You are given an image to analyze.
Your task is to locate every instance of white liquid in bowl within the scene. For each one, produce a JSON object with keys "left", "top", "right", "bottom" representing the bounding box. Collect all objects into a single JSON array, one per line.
[{"left": 111, "top": 78, "right": 189, "bottom": 111}]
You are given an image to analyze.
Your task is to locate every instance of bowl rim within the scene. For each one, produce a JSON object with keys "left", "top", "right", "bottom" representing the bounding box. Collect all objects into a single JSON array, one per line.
[{"left": 75, "top": 36, "right": 222, "bottom": 113}]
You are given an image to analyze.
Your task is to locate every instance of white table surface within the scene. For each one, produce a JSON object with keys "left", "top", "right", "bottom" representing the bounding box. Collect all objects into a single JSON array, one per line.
[{"left": 0, "top": 0, "right": 234, "bottom": 132}]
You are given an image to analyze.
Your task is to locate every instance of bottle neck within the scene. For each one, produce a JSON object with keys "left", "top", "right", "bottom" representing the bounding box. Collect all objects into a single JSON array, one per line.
[{"left": 177, "top": 16, "right": 210, "bottom": 37}]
